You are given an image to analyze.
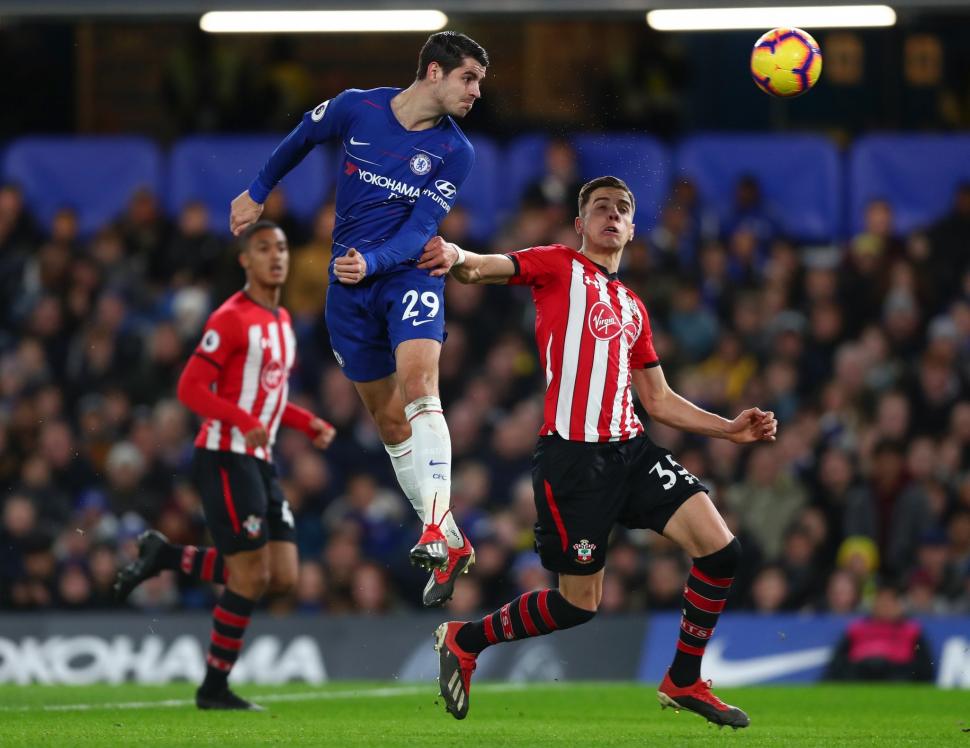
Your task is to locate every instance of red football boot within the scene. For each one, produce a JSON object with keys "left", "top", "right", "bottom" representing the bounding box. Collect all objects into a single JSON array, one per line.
[
  {"left": 434, "top": 621, "right": 478, "bottom": 720},
  {"left": 657, "top": 671, "right": 750, "bottom": 729}
]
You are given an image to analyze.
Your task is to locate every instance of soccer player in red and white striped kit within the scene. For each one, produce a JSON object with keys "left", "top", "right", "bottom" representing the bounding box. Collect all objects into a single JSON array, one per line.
[
  {"left": 420, "top": 176, "right": 777, "bottom": 728},
  {"left": 115, "top": 221, "right": 335, "bottom": 710}
]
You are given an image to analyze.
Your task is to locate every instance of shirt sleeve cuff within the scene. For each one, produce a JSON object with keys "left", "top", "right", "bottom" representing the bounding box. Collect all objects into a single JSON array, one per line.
[{"left": 248, "top": 179, "right": 270, "bottom": 204}]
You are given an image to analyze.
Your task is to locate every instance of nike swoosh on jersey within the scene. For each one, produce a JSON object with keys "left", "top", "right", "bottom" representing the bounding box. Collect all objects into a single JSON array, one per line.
[
  {"left": 412, "top": 319, "right": 435, "bottom": 326},
  {"left": 350, "top": 136, "right": 371, "bottom": 146},
  {"left": 700, "top": 639, "right": 833, "bottom": 686}
]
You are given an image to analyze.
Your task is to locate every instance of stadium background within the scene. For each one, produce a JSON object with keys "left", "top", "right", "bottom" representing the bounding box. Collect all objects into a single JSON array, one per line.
[{"left": 0, "top": 0, "right": 969, "bottom": 692}]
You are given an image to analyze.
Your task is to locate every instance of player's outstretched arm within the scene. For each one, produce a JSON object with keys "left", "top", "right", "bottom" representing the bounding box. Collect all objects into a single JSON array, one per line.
[
  {"left": 418, "top": 236, "right": 515, "bottom": 284},
  {"left": 632, "top": 366, "right": 777, "bottom": 443}
]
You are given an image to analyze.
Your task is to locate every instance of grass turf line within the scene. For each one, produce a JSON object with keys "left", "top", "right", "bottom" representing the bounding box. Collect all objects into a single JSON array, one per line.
[{"left": 0, "top": 682, "right": 967, "bottom": 747}]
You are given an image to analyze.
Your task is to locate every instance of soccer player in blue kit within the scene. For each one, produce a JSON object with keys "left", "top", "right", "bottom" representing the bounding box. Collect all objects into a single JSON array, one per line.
[{"left": 230, "top": 32, "right": 488, "bottom": 607}]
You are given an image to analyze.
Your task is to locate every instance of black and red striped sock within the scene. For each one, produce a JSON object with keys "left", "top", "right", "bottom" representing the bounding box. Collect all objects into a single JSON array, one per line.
[
  {"left": 158, "top": 543, "right": 228, "bottom": 583},
  {"left": 200, "top": 589, "right": 256, "bottom": 693},
  {"left": 455, "top": 589, "right": 595, "bottom": 655},
  {"left": 669, "top": 538, "right": 741, "bottom": 687},
  {"left": 179, "top": 546, "right": 228, "bottom": 584}
]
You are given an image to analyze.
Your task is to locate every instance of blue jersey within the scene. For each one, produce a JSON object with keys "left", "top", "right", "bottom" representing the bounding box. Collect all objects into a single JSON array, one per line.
[{"left": 248, "top": 87, "right": 475, "bottom": 280}]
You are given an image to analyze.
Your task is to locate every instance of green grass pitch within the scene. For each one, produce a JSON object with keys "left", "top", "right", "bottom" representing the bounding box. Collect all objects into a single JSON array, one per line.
[{"left": 1, "top": 682, "right": 967, "bottom": 747}]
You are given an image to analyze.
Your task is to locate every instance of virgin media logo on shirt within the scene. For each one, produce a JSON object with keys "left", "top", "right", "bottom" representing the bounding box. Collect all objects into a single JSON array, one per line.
[
  {"left": 261, "top": 360, "right": 284, "bottom": 391},
  {"left": 588, "top": 301, "right": 640, "bottom": 344}
]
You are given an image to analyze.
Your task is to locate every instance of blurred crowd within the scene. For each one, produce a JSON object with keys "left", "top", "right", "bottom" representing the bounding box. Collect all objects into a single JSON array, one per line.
[{"left": 0, "top": 138, "right": 968, "bottom": 620}]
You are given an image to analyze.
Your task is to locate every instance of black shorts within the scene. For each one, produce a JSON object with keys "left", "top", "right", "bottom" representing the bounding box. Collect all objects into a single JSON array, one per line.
[
  {"left": 191, "top": 449, "right": 296, "bottom": 555},
  {"left": 532, "top": 434, "right": 708, "bottom": 575}
]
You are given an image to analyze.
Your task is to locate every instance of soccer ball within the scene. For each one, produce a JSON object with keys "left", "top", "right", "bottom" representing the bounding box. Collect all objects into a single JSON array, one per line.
[{"left": 750, "top": 28, "right": 822, "bottom": 98}]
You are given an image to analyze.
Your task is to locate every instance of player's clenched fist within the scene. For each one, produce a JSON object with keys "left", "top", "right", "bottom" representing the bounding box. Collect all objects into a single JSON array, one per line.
[
  {"left": 418, "top": 236, "right": 459, "bottom": 277},
  {"left": 334, "top": 248, "right": 368, "bottom": 285},
  {"left": 230, "top": 190, "right": 264, "bottom": 236},
  {"left": 243, "top": 424, "right": 269, "bottom": 448},
  {"left": 725, "top": 408, "right": 778, "bottom": 444},
  {"left": 309, "top": 417, "right": 336, "bottom": 450}
]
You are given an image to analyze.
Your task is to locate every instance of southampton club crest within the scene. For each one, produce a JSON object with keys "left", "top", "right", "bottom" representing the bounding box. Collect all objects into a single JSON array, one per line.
[
  {"left": 573, "top": 539, "right": 597, "bottom": 565},
  {"left": 409, "top": 153, "right": 432, "bottom": 175},
  {"left": 243, "top": 514, "right": 263, "bottom": 539}
]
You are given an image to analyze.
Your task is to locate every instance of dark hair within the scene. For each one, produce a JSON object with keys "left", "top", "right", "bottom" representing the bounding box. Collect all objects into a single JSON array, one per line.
[
  {"left": 578, "top": 176, "right": 636, "bottom": 216},
  {"left": 239, "top": 219, "right": 282, "bottom": 252},
  {"left": 416, "top": 31, "right": 489, "bottom": 80}
]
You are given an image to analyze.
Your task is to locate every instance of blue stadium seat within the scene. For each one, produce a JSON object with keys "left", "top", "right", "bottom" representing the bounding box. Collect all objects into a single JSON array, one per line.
[
  {"left": 571, "top": 133, "right": 670, "bottom": 231},
  {"left": 168, "top": 136, "right": 334, "bottom": 234},
  {"left": 849, "top": 135, "right": 970, "bottom": 235},
  {"left": 500, "top": 133, "right": 671, "bottom": 230},
  {"left": 3, "top": 136, "right": 162, "bottom": 236},
  {"left": 459, "top": 134, "right": 501, "bottom": 243},
  {"left": 500, "top": 134, "right": 550, "bottom": 219},
  {"left": 675, "top": 134, "right": 841, "bottom": 241}
]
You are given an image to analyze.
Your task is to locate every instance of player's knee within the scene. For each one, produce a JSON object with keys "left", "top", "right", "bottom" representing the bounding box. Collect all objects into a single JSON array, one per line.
[
  {"left": 232, "top": 564, "right": 271, "bottom": 599},
  {"left": 268, "top": 568, "right": 297, "bottom": 597}
]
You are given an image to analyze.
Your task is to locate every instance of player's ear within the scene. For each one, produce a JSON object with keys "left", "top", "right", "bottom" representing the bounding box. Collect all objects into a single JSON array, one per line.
[
  {"left": 238, "top": 246, "right": 250, "bottom": 270},
  {"left": 574, "top": 215, "right": 584, "bottom": 236}
]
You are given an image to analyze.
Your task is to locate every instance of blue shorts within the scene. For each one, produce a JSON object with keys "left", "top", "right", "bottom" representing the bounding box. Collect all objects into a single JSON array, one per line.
[{"left": 326, "top": 269, "right": 446, "bottom": 382}]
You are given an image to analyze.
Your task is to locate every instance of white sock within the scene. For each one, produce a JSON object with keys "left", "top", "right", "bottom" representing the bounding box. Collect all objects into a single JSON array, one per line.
[
  {"left": 384, "top": 438, "right": 424, "bottom": 523},
  {"left": 403, "top": 396, "right": 463, "bottom": 549}
]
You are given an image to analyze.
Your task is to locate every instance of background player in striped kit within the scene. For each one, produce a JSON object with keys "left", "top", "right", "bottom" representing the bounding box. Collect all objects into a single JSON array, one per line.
[
  {"left": 420, "top": 177, "right": 777, "bottom": 727},
  {"left": 114, "top": 221, "right": 335, "bottom": 711},
  {"left": 228, "top": 32, "right": 489, "bottom": 607}
]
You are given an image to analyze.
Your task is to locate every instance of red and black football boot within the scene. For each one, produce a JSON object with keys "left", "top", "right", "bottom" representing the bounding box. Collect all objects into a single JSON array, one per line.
[
  {"left": 196, "top": 685, "right": 264, "bottom": 711},
  {"left": 410, "top": 501, "right": 452, "bottom": 571},
  {"left": 434, "top": 621, "right": 478, "bottom": 720},
  {"left": 657, "top": 672, "right": 750, "bottom": 729},
  {"left": 423, "top": 533, "right": 476, "bottom": 607}
]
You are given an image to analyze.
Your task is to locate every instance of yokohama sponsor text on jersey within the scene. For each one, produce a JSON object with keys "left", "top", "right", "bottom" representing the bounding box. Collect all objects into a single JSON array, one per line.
[
  {"left": 508, "top": 244, "right": 660, "bottom": 443},
  {"left": 192, "top": 292, "right": 296, "bottom": 460}
]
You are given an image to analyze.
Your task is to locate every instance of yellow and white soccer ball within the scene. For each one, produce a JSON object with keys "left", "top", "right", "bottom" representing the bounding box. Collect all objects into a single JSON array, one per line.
[{"left": 750, "top": 27, "right": 822, "bottom": 98}]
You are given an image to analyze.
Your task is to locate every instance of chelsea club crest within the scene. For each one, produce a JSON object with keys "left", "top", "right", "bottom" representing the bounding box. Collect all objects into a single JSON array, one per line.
[{"left": 409, "top": 153, "right": 432, "bottom": 175}]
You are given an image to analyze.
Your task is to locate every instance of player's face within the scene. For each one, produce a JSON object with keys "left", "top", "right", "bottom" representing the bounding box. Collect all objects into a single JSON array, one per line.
[
  {"left": 241, "top": 227, "right": 289, "bottom": 288},
  {"left": 576, "top": 188, "right": 636, "bottom": 253},
  {"left": 432, "top": 58, "right": 486, "bottom": 118}
]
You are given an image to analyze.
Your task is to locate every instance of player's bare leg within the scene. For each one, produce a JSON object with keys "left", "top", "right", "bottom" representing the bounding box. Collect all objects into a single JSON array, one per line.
[
  {"left": 435, "top": 571, "right": 598, "bottom": 719},
  {"left": 355, "top": 348, "right": 472, "bottom": 605},
  {"left": 656, "top": 492, "right": 749, "bottom": 729},
  {"left": 196, "top": 548, "right": 269, "bottom": 712},
  {"left": 265, "top": 540, "right": 298, "bottom": 597}
]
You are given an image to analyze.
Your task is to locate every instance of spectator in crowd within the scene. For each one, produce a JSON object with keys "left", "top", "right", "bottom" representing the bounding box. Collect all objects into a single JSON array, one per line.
[
  {"left": 824, "top": 581, "right": 934, "bottom": 682},
  {"left": 520, "top": 138, "right": 584, "bottom": 220}
]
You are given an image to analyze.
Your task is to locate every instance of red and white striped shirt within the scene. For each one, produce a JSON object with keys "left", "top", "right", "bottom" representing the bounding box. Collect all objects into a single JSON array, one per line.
[
  {"left": 190, "top": 292, "right": 297, "bottom": 460},
  {"left": 508, "top": 244, "right": 659, "bottom": 443}
]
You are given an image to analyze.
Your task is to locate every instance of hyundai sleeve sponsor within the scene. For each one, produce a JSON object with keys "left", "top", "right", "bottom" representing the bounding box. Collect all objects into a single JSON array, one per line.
[{"left": 639, "top": 613, "right": 970, "bottom": 689}]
